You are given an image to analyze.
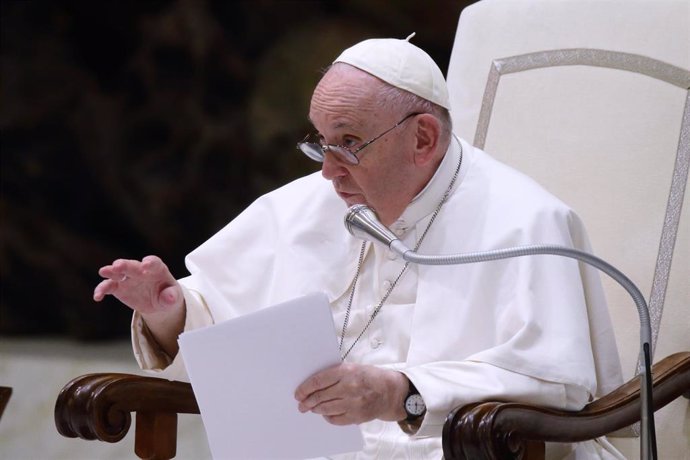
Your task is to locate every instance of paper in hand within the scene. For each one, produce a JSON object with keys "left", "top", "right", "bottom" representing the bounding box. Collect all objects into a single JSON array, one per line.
[{"left": 178, "top": 292, "right": 364, "bottom": 459}]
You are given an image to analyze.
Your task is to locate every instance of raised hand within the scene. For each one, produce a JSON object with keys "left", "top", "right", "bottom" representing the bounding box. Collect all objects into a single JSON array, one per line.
[
  {"left": 94, "top": 255, "right": 181, "bottom": 313},
  {"left": 94, "top": 255, "right": 185, "bottom": 356}
]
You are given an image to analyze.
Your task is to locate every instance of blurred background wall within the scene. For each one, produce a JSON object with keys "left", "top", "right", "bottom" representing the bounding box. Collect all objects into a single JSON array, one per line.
[
  {"left": 1, "top": 0, "right": 473, "bottom": 339},
  {"left": 0, "top": 1, "right": 474, "bottom": 458}
]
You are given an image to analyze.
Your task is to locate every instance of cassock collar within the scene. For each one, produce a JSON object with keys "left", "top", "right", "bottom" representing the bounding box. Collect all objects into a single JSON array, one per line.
[
  {"left": 327, "top": 136, "right": 468, "bottom": 302},
  {"left": 390, "top": 135, "right": 467, "bottom": 236}
]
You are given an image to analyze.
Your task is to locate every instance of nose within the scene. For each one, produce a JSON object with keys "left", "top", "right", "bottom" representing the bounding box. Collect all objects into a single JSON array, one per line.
[{"left": 321, "top": 150, "right": 349, "bottom": 180}]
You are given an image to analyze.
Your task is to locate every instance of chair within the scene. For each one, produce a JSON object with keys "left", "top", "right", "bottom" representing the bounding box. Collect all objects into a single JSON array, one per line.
[
  {"left": 55, "top": 355, "right": 690, "bottom": 460},
  {"left": 55, "top": 1, "right": 690, "bottom": 458},
  {"left": 443, "top": 0, "right": 689, "bottom": 457},
  {"left": 0, "top": 387, "right": 12, "bottom": 421}
]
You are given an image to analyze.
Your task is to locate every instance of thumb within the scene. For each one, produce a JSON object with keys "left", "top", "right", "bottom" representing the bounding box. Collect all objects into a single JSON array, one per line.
[{"left": 158, "top": 284, "right": 183, "bottom": 310}]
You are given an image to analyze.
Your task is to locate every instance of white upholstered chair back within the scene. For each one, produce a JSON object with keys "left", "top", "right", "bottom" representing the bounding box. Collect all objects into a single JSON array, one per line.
[{"left": 446, "top": 1, "right": 689, "bottom": 457}]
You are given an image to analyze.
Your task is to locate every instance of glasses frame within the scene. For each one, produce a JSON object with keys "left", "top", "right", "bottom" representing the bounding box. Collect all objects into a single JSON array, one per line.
[{"left": 297, "top": 112, "right": 423, "bottom": 165}]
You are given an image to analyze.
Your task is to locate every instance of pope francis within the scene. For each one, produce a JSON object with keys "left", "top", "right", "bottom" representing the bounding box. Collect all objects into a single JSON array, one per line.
[{"left": 94, "top": 36, "right": 625, "bottom": 459}]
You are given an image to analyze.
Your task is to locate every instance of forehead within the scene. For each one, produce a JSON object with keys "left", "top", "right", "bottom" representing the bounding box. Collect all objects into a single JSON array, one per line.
[{"left": 308, "top": 66, "right": 383, "bottom": 131}]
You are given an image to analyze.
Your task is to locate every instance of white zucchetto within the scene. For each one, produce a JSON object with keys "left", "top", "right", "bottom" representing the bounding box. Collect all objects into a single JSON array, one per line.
[{"left": 333, "top": 33, "right": 450, "bottom": 110}]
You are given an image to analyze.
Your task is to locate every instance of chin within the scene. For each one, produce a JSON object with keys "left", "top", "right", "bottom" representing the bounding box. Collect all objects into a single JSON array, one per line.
[
  {"left": 338, "top": 191, "right": 366, "bottom": 207},
  {"left": 345, "top": 197, "right": 366, "bottom": 208}
]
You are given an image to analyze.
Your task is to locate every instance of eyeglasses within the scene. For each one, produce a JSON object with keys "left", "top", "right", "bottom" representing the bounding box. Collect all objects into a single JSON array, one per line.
[{"left": 296, "top": 112, "right": 422, "bottom": 165}]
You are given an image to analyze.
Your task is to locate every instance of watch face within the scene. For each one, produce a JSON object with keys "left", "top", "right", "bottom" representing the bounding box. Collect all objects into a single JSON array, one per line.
[{"left": 405, "top": 393, "right": 426, "bottom": 416}]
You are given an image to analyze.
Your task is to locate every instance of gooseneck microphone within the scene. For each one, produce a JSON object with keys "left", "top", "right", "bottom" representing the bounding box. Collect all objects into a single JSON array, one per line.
[
  {"left": 344, "top": 203, "right": 657, "bottom": 460},
  {"left": 344, "top": 204, "right": 409, "bottom": 256}
]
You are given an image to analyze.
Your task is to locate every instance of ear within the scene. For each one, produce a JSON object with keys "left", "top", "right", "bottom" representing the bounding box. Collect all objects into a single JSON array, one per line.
[{"left": 412, "top": 114, "right": 441, "bottom": 166}]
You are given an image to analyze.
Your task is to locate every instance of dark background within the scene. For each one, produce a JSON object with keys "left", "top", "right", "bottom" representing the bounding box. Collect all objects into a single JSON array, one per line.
[{"left": 1, "top": 0, "right": 474, "bottom": 340}]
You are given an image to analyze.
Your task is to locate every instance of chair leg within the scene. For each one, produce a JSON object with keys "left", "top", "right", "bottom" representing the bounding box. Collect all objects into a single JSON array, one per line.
[
  {"left": 135, "top": 411, "right": 178, "bottom": 460},
  {"left": 0, "top": 387, "right": 12, "bottom": 421}
]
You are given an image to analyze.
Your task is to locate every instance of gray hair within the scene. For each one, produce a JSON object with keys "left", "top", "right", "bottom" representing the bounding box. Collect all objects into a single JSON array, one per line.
[
  {"left": 325, "top": 62, "right": 453, "bottom": 146},
  {"left": 376, "top": 83, "right": 453, "bottom": 146}
]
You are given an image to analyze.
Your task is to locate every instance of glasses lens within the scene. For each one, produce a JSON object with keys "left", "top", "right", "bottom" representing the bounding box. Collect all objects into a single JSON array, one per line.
[
  {"left": 298, "top": 142, "right": 325, "bottom": 162},
  {"left": 327, "top": 146, "right": 359, "bottom": 165},
  {"left": 297, "top": 142, "right": 359, "bottom": 165}
]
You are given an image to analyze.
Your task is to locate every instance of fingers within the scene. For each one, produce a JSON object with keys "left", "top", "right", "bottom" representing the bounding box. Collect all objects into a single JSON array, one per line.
[
  {"left": 294, "top": 365, "right": 343, "bottom": 403},
  {"left": 299, "top": 386, "right": 370, "bottom": 426},
  {"left": 97, "top": 259, "right": 138, "bottom": 282},
  {"left": 324, "top": 414, "right": 353, "bottom": 426},
  {"left": 295, "top": 364, "right": 407, "bottom": 425},
  {"left": 297, "top": 383, "right": 339, "bottom": 413},
  {"left": 97, "top": 256, "right": 170, "bottom": 283},
  {"left": 141, "top": 255, "right": 169, "bottom": 277},
  {"left": 93, "top": 260, "right": 137, "bottom": 301},
  {"left": 93, "top": 278, "right": 117, "bottom": 302},
  {"left": 296, "top": 383, "right": 360, "bottom": 425},
  {"left": 94, "top": 256, "right": 176, "bottom": 308},
  {"left": 304, "top": 397, "right": 347, "bottom": 417}
]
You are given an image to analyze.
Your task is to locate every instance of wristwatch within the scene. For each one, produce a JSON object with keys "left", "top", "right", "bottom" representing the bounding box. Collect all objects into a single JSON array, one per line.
[{"left": 403, "top": 380, "right": 426, "bottom": 421}]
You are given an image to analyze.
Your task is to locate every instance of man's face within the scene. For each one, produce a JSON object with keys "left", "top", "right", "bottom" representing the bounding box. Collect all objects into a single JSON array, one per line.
[{"left": 308, "top": 67, "right": 419, "bottom": 225}]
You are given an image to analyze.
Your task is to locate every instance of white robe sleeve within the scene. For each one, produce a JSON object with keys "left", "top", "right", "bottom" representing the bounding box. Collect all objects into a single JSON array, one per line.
[
  {"left": 129, "top": 172, "right": 353, "bottom": 381},
  {"left": 130, "top": 284, "right": 214, "bottom": 382},
  {"left": 400, "top": 361, "right": 589, "bottom": 437}
]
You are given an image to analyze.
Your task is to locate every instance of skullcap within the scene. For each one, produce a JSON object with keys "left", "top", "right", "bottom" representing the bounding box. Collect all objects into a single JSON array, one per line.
[{"left": 333, "top": 33, "right": 450, "bottom": 110}]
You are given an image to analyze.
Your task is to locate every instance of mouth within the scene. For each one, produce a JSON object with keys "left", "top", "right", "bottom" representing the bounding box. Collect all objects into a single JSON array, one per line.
[{"left": 336, "top": 189, "right": 363, "bottom": 204}]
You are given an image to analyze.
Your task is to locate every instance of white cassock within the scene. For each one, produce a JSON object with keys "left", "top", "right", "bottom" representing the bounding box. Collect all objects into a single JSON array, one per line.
[{"left": 133, "top": 137, "right": 625, "bottom": 459}]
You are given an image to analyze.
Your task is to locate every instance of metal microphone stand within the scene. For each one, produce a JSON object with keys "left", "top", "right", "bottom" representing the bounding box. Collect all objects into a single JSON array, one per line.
[{"left": 345, "top": 204, "right": 657, "bottom": 460}]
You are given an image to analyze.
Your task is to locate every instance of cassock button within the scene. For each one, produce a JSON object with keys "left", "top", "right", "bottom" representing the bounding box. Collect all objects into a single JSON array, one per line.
[
  {"left": 371, "top": 337, "right": 382, "bottom": 349},
  {"left": 382, "top": 280, "right": 392, "bottom": 291},
  {"left": 387, "top": 251, "right": 398, "bottom": 261}
]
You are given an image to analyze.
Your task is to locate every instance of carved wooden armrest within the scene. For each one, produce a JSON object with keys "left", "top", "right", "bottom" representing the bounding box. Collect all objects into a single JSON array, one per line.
[
  {"left": 55, "top": 373, "right": 199, "bottom": 460},
  {"left": 442, "top": 352, "right": 690, "bottom": 460}
]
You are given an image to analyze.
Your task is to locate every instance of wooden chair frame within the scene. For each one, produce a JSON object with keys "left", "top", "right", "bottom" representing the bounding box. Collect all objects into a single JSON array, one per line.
[
  {"left": 55, "top": 352, "right": 689, "bottom": 460},
  {"left": 0, "top": 387, "right": 12, "bottom": 421}
]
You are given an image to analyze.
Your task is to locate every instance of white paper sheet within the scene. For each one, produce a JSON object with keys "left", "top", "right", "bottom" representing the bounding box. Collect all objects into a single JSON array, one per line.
[{"left": 178, "top": 292, "right": 364, "bottom": 460}]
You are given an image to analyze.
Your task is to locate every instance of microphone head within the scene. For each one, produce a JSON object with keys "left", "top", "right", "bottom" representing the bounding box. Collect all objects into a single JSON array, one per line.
[{"left": 344, "top": 204, "right": 398, "bottom": 247}]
